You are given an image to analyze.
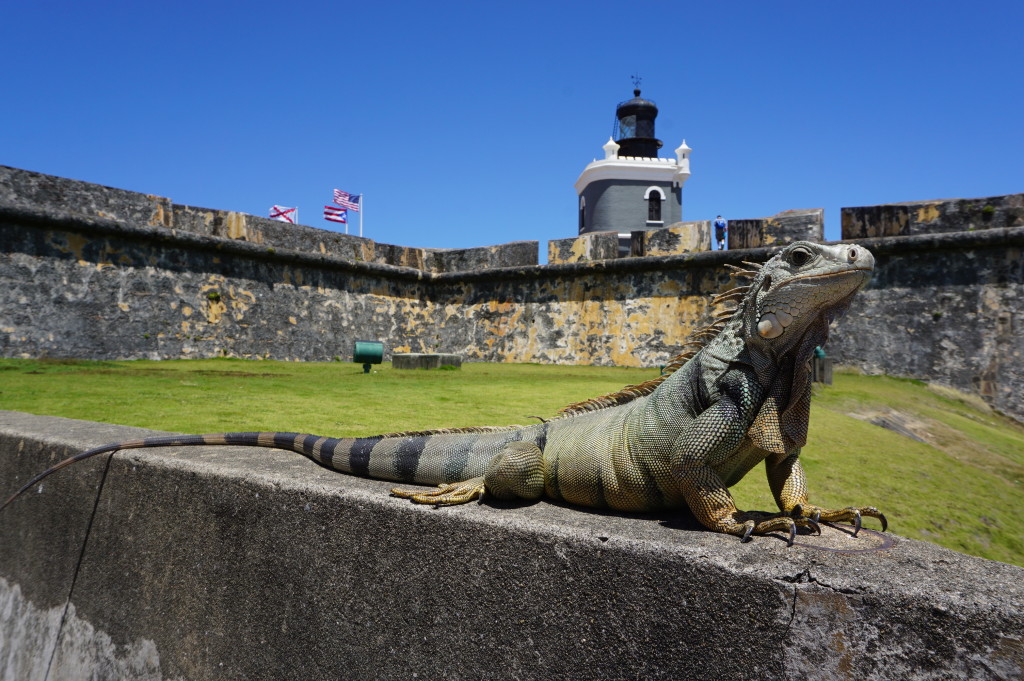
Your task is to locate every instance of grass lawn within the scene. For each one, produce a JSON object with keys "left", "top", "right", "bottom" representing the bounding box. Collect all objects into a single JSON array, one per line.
[{"left": 1, "top": 358, "right": 1022, "bottom": 566}]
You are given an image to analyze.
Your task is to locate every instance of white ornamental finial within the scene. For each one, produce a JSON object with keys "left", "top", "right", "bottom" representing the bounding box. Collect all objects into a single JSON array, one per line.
[
  {"left": 674, "top": 139, "right": 691, "bottom": 164},
  {"left": 673, "top": 139, "right": 692, "bottom": 186},
  {"left": 603, "top": 137, "right": 621, "bottom": 160}
]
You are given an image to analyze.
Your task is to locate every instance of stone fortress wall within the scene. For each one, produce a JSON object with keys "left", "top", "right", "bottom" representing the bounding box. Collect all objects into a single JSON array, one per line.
[
  {"left": 832, "top": 193, "right": 1024, "bottom": 418},
  {"left": 1, "top": 165, "right": 1022, "bottom": 420}
]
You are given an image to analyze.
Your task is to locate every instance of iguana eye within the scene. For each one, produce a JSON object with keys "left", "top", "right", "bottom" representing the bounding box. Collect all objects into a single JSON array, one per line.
[{"left": 789, "top": 247, "right": 813, "bottom": 267}]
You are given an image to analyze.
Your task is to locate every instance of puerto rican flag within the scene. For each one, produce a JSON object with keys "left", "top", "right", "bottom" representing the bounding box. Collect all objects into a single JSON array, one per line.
[
  {"left": 269, "top": 205, "right": 297, "bottom": 223},
  {"left": 323, "top": 205, "right": 347, "bottom": 224},
  {"left": 333, "top": 189, "right": 360, "bottom": 212}
]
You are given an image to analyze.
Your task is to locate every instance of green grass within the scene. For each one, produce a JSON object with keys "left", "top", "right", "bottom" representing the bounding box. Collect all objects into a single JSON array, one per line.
[
  {"left": 0, "top": 358, "right": 655, "bottom": 436},
  {"left": 1, "top": 358, "right": 1022, "bottom": 566}
]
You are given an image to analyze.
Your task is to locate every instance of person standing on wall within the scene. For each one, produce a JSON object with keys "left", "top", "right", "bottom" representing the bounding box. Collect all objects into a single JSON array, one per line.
[{"left": 714, "top": 215, "right": 727, "bottom": 250}]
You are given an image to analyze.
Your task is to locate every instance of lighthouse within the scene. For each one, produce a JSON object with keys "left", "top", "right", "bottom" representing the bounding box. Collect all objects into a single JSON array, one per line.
[{"left": 575, "top": 87, "right": 691, "bottom": 245}]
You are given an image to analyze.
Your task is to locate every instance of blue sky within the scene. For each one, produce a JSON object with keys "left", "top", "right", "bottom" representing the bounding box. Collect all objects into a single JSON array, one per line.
[{"left": 3, "top": 1, "right": 1022, "bottom": 253}]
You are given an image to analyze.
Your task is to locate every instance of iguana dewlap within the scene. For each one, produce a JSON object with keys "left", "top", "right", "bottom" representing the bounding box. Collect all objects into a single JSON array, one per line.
[{"left": 2, "top": 242, "right": 886, "bottom": 544}]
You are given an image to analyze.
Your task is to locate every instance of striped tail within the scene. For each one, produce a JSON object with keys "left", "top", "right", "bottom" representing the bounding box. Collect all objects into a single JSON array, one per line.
[
  {"left": 1, "top": 427, "right": 540, "bottom": 512},
  {"left": 0, "top": 432, "right": 370, "bottom": 512}
]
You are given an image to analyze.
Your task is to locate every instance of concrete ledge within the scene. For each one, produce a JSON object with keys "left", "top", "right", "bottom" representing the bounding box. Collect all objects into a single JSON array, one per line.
[
  {"left": 392, "top": 353, "right": 462, "bottom": 369},
  {"left": 2, "top": 411, "right": 1023, "bottom": 680}
]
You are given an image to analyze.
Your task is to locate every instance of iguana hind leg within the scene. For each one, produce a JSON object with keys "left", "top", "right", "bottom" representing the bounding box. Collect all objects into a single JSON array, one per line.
[
  {"left": 391, "top": 477, "right": 487, "bottom": 505},
  {"left": 391, "top": 441, "right": 545, "bottom": 506}
]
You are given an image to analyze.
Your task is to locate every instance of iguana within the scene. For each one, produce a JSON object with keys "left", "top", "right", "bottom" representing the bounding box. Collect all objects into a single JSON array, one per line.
[{"left": 1, "top": 241, "right": 886, "bottom": 544}]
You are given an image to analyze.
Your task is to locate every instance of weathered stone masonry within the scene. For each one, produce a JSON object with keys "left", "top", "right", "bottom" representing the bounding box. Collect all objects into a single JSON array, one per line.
[
  {"left": 834, "top": 228, "right": 1024, "bottom": 417},
  {"left": 1, "top": 166, "right": 1023, "bottom": 421},
  {"left": 0, "top": 200, "right": 726, "bottom": 367}
]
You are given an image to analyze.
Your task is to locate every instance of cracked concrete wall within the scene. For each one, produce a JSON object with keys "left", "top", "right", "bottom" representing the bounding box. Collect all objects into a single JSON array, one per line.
[{"left": 1, "top": 412, "right": 1022, "bottom": 680}]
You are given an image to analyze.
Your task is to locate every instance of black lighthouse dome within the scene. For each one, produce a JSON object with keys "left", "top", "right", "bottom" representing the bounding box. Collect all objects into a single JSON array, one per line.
[{"left": 615, "top": 89, "right": 662, "bottom": 158}]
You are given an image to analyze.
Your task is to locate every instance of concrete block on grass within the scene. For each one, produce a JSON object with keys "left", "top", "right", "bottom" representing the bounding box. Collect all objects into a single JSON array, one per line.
[{"left": 392, "top": 353, "right": 462, "bottom": 369}]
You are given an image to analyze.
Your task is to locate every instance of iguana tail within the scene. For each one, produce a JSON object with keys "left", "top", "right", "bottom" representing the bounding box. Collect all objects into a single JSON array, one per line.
[{"left": 2, "top": 427, "right": 546, "bottom": 512}]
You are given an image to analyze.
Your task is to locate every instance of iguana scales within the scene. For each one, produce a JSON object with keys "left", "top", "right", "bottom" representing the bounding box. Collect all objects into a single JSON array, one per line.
[{"left": 2, "top": 241, "right": 886, "bottom": 544}]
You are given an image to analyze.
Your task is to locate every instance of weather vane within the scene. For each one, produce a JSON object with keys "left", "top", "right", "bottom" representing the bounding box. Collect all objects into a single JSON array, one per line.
[{"left": 631, "top": 73, "right": 642, "bottom": 90}]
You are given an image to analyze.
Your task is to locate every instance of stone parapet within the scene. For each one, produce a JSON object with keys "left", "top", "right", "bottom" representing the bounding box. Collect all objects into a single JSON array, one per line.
[
  {"left": 0, "top": 165, "right": 537, "bottom": 273},
  {"left": 728, "top": 208, "right": 825, "bottom": 250},
  {"left": 550, "top": 209, "right": 821, "bottom": 264},
  {"left": 633, "top": 220, "right": 711, "bottom": 256},
  {"left": 424, "top": 241, "right": 539, "bottom": 272},
  {"left": 547, "top": 231, "right": 621, "bottom": 264},
  {"left": 0, "top": 164, "right": 174, "bottom": 228},
  {"left": 842, "top": 192, "right": 1024, "bottom": 240},
  {"left": 549, "top": 221, "right": 712, "bottom": 265},
  {"left": 1, "top": 411, "right": 1021, "bottom": 680}
]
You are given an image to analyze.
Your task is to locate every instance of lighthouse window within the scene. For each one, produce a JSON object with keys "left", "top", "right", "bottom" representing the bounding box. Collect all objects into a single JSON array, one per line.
[
  {"left": 618, "top": 115, "right": 636, "bottom": 139},
  {"left": 648, "top": 195, "right": 662, "bottom": 221},
  {"left": 645, "top": 187, "right": 665, "bottom": 223}
]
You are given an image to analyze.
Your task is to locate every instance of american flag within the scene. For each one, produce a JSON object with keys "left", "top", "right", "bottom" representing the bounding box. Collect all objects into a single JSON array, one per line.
[
  {"left": 323, "top": 205, "right": 347, "bottom": 224},
  {"left": 269, "top": 205, "right": 297, "bottom": 224},
  {"left": 333, "top": 189, "right": 360, "bottom": 212}
]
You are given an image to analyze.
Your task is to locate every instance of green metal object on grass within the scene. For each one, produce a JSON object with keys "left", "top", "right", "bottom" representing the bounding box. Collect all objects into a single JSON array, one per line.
[{"left": 353, "top": 341, "right": 384, "bottom": 373}]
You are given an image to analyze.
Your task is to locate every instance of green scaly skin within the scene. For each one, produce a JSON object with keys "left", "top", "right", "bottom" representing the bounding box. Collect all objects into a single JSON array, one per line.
[{"left": 1, "top": 242, "right": 886, "bottom": 544}]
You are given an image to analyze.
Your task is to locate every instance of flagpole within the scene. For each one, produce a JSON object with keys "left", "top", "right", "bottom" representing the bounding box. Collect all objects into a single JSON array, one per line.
[{"left": 359, "top": 194, "right": 364, "bottom": 238}]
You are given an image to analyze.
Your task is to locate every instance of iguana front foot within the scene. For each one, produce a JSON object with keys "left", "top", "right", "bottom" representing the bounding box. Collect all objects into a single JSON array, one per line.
[
  {"left": 792, "top": 504, "right": 887, "bottom": 537},
  {"left": 733, "top": 512, "right": 821, "bottom": 546},
  {"left": 391, "top": 477, "right": 485, "bottom": 506}
]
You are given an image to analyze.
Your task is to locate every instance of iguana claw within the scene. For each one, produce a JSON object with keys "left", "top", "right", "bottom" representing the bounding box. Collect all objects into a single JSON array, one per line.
[
  {"left": 731, "top": 513, "right": 818, "bottom": 544},
  {"left": 781, "top": 518, "right": 820, "bottom": 546},
  {"left": 794, "top": 504, "right": 887, "bottom": 535}
]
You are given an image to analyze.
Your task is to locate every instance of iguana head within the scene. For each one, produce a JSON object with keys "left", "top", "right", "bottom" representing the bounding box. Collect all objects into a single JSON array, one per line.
[
  {"left": 740, "top": 241, "right": 873, "bottom": 358},
  {"left": 557, "top": 241, "right": 873, "bottom": 419}
]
